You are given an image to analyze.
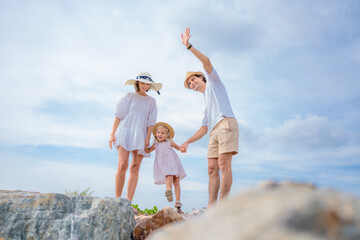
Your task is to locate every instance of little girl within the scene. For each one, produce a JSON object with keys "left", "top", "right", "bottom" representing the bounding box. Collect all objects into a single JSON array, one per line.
[{"left": 145, "top": 122, "right": 186, "bottom": 209}]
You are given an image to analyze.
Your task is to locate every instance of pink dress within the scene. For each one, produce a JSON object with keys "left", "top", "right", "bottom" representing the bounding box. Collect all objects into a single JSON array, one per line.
[{"left": 153, "top": 140, "right": 186, "bottom": 185}]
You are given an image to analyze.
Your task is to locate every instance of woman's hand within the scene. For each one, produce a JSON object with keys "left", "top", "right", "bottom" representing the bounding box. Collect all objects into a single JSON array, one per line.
[
  {"left": 109, "top": 134, "right": 115, "bottom": 149},
  {"left": 145, "top": 138, "right": 150, "bottom": 150},
  {"left": 181, "top": 27, "right": 191, "bottom": 48}
]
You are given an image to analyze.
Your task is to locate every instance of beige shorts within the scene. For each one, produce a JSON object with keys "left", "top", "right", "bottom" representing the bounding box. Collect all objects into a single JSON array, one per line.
[{"left": 207, "top": 117, "right": 239, "bottom": 158}]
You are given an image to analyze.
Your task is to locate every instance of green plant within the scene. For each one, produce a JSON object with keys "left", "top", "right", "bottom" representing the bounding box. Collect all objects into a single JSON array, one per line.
[
  {"left": 132, "top": 204, "right": 158, "bottom": 215},
  {"left": 65, "top": 187, "right": 94, "bottom": 196}
]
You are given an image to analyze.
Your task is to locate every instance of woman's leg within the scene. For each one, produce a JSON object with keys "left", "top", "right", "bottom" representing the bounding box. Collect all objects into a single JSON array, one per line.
[
  {"left": 115, "top": 146, "right": 130, "bottom": 197},
  {"left": 173, "top": 176, "right": 181, "bottom": 202},
  {"left": 126, "top": 151, "right": 144, "bottom": 202}
]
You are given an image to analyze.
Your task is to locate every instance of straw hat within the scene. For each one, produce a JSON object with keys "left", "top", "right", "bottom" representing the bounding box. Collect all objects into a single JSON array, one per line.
[
  {"left": 184, "top": 71, "right": 205, "bottom": 89},
  {"left": 153, "top": 122, "right": 175, "bottom": 139},
  {"left": 125, "top": 72, "right": 162, "bottom": 92}
]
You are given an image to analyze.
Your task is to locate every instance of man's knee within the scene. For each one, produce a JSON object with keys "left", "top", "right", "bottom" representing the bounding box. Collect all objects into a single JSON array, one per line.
[
  {"left": 218, "top": 153, "right": 232, "bottom": 172},
  {"left": 218, "top": 161, "right": 231, "bottom": 173},
  {"left": 208, "top": 166, "right": 219, "bottom": 176}
]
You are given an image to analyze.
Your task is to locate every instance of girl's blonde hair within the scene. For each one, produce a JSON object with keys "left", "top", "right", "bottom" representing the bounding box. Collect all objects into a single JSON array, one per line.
[{"left": 154, "top": 125, "right": 172, "bottom": 142}]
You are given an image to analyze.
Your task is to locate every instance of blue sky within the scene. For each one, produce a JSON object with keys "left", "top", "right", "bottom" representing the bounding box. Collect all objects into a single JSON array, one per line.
[{"left": 1, "top": 0, "right": 360, "bottom": 212}]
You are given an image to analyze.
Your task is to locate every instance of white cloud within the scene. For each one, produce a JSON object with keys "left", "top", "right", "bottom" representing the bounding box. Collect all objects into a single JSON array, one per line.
[{"left": 260, "top": 115, "right": 351, "bottom": 149}]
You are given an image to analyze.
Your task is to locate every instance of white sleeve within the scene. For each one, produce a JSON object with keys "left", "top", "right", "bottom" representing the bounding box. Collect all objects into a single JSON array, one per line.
[{"left": 114, "top": 93, "right": 131, "bottom": 120}]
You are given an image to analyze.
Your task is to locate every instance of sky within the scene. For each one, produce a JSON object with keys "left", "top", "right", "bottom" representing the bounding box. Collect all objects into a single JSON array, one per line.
[{"left": 1, "top": 0, "right": 360, "bottom": 213}]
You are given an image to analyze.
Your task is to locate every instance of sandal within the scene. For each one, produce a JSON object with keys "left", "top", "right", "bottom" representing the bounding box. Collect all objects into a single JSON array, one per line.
[
  {"left": 165, "top": 189, "right": 173, "bottom": 202},
  {"left": 174, "top": 201, "right": 182, "bottom": 208}
]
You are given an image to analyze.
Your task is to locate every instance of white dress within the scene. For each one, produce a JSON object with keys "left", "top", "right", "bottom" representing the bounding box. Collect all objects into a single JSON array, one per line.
[
  {"left": 114, "top": 92, "right": 157, "bottom": 157},
  {"left": 153, "top": 140, "right": 186, "bottom": 184}
]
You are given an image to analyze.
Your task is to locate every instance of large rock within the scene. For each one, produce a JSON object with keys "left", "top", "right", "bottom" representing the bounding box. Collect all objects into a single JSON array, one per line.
[
  {"left": 148, "top": 182, "right": 360, "bottom": 240},
  {"left": 134, "top": 206, "right": 183, "bottom": 240},
  {"left": 0, "top": 190, "right": 135, "bottom": 240}
]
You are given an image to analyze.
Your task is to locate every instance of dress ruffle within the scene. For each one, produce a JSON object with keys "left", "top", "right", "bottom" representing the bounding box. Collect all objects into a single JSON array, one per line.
[{"left": 115, "top": 127, "right": 150, "bottom": 158}]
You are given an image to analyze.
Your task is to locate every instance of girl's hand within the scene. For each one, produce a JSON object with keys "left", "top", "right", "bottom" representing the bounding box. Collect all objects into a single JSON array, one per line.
[
  {"left": 181, "top": 27, "right": 191, "bottom": 48},
  {"left": 109, "top": 134, "right": 115, "bottom": 149}
]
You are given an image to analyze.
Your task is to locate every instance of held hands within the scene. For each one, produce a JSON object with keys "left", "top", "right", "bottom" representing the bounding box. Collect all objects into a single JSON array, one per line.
[
  {"left": 145, "top": 138, "right": 150, "bottom": 150},
  {"left": 179, "top": 142, "right": 189, "bottom": 153},
  {"left": 181, "top": 27, "right": 191, "bottom": 48}
]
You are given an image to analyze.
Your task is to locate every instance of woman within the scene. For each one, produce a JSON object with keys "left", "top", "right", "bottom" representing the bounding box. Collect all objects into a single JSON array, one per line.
[{"left": 109, "top": 72, "right": 162, "bottom": 201}]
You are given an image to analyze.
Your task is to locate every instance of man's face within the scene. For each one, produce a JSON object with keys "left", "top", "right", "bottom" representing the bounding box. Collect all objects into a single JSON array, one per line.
[{"left": 187, "top": 75, "right": 204, "bottom": 92}]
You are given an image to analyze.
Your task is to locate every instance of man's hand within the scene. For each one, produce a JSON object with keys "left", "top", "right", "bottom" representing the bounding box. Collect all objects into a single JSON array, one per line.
[{"left": 181, "top": 27, "right": 191, "bottom": 48}]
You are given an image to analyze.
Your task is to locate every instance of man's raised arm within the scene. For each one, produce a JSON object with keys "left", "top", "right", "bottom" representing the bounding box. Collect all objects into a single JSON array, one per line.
[{"left": 181, "top": 27, "right": 213, "bottom": 74}]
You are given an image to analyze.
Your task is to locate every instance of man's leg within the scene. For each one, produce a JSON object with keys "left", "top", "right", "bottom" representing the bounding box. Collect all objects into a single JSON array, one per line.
[
  {"left": 208, "top": 157, "right": 220, "bottom": 208},
  {"left": 218, "top": 152, "right": 233, "bottom": 200}
]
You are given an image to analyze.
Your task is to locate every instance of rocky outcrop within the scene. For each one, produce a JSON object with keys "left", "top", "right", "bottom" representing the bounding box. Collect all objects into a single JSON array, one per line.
[
  {"left": 0, "top": 190, "right": 135, "bottom": 240},
  {"left": 148, "top": 182, "right": 360, "bottom": 240},
  {"left": 133, "top": 206, "right": 183, "bottom": 240}
]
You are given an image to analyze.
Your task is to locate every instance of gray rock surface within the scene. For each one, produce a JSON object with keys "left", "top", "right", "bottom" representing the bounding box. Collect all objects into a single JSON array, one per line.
[
  {"left": 0, "top": 190, "right": 135, "bottom": 240},
  {"left": 148, "top": 182, "right": 360, "bottom": 240}
]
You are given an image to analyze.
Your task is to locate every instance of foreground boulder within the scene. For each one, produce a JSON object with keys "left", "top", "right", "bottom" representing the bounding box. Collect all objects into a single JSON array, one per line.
[
  {"left": 0, "top": 190, "right": 135, "bottom": 240},
  {"left": 148, "top": 182, "right": 360, "bottom": 240}
]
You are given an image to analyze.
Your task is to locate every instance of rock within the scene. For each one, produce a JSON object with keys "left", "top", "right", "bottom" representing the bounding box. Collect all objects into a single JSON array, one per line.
[
  {"left": 147, "top": 182, "right": 360, "bottom": 240},
  {"left": 133, "top": 206, "right": 183, "bottom": 240},
  {"left": 182, "top": 207, "right": 207, "bottom": 220},
  {"left": 0, "top": 190, "right": 135, "bottom": 240}
]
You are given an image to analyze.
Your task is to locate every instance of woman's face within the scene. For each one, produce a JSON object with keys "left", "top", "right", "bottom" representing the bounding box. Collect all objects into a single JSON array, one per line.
[{"left": 138, "top": 82, "right": 151, "bottom": 93}]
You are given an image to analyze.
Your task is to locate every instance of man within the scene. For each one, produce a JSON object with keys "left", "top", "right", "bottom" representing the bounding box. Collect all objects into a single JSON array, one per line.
[{"left": 179, "top": 27, "right": 239, "bottom": 208}]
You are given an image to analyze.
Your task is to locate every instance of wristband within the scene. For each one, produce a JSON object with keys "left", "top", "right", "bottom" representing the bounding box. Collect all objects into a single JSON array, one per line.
[{"left": 187, "top": 44, "right": 192, "bottom": 50}]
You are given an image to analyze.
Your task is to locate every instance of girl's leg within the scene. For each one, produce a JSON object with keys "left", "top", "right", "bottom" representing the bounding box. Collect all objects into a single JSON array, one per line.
[
  {"left": 173, "top": 176, "right": 181, "bottom": 202},
  {"left": 115, "top": 146, "right": 130, "bottom": 197},
  {"left": 126, "top": 151, "right": 144, "bottom": 202},
  {"left": 165, "top": 175, "right": 173, "bottom": 190},
  {"left": 165, "top": 175, "right": 174, "bottom": 202}
]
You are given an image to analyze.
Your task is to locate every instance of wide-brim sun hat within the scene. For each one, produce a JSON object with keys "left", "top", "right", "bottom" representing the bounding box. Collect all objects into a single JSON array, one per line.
[
  {"left": 153, "top": 122, "right": 175, "bottom": 139},
  {"left": 184, "top": 71, "right": 205, "bottom": 89},
  {"left": 125, "top": 72, "right": 162, "bottom": 92}
]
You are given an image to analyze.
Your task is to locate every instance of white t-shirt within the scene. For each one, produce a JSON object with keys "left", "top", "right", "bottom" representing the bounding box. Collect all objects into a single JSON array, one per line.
[{"left": 201, "top": 68, "right": 235, "bottom": 133}]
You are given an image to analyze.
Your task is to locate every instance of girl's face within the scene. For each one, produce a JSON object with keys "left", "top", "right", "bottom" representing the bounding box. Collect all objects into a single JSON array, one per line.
[
  {"left": 156, "top": 126, "right": 169, "bottom": 142},
  {"left": 138, "top": 82, "right": 151, "bottom": 94}
]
